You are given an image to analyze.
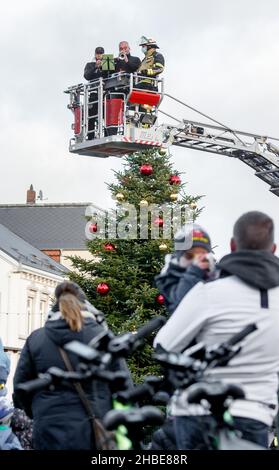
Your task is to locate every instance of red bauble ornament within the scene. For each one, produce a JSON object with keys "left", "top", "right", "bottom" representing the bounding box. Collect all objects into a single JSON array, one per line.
[
  {"left": 96, "top": 282, "right": 110, "bottom": 295},
  {"left": 169, "top": 175, "right": 181, "bottom": 185},
  {"left": 156, "top": 294, "right": 165, "bottom": 305},
  {"left": 140, "top": 164, "right": 153, "bottom": 176},
  {"left": 104, "top": 243, "right": 116, "bottom": 252},
  {"left": 154, "top": 217, "right": 164, "bottom": 227},
  {"left": 89, "top": 223, "right": 98, "bottom": 233}
]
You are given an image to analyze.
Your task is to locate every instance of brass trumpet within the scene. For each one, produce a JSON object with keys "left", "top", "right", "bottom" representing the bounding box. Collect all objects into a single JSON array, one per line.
[{"left": 118, "top": 52, "right": 127, "bottom": 60}]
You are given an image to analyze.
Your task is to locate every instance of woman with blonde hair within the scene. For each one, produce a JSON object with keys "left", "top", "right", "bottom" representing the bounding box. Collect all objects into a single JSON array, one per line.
[{"left": 13, "top": 281, "right": 118, "bottom": 450}]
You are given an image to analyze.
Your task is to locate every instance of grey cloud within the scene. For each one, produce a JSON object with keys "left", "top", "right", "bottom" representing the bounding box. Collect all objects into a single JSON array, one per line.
[{"left": 1, "top": 0, "right": 279, "bottom": 257}]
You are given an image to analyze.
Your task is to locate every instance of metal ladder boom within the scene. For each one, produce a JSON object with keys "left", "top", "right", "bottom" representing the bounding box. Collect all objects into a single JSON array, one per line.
[{"left": 160, "top": 93, "right": 279, "bottom": 197}]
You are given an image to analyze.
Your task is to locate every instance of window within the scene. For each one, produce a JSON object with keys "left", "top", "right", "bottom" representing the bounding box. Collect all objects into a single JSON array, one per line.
[
  {"left": 39, "top": 299, "right": 47, "bottom": 327},
  {"left": 26, "top": 296, "right": 34, "bottom": 335}
]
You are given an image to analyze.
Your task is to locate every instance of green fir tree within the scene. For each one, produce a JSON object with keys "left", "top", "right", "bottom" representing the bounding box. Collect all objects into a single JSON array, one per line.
[{"left": 69, "top": 149, "right": 202, "bottom": 382}]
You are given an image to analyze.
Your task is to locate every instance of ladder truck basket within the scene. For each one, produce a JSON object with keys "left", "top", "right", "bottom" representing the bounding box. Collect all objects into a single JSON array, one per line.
[{"left": 65, "top": 74, "right": 165, "bottom": 158}]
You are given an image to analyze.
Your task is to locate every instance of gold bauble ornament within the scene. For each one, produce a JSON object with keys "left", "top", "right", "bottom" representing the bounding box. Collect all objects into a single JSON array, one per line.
[
  {"left": 170, "top": 193, "right": 178, "bottom": 201},
  {"left": 159, "top": 243, "right": 168, "bottom": 251},
  {"left": 158, "top": 148, "right": 167, "bottom": 156},
  {"left": 116, "top": 193, "right": 125, "bottom": 201},
  {"left": 139, "top": 199, "right": 149, "bottom": 207},
  {"left": 190, "top": 202, "right": 197, "bottom": 209}
]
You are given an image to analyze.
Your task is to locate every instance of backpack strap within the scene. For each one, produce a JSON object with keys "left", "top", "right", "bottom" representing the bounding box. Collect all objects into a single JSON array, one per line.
[{"left": 58, "top": 348, "right": 96, "bottom": 437}]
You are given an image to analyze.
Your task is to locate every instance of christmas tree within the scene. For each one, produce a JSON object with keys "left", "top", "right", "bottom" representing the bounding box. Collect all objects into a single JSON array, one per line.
[{"left": 69, "top": 148, "right": 201, "bottom": 382}]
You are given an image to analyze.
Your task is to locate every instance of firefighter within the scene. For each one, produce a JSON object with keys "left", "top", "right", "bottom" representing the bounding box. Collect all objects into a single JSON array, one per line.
[{"left": 136, "top": 37, "right": 165, "bottom": 91}]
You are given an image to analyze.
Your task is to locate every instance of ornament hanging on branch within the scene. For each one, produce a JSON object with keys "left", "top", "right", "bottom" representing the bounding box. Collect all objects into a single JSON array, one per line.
[
  {"left": 159, "top": 243, "right": 168, "bottom": 251},
  {"left": 158, "top": 148, "right": 167, "bottom": 156},
  {"left": 140, "top": 164, "right": 153, "bottom": 176},
  {"left": 154, "top": 217, "right": 164, "bottom": 227},
  {"left": 116, "top": 193, "right": 125, "bottom": 201},
  {"left": 103, "top": 243, "right": 116, "bottom": 252},
  {"left": 169, "top": 175, "right": 181, "bottom": 185},
  {"left": 170, "top": 193, "right": 178, "bottom": 201},
  {"left": 89, "top": 223, "right": 98, "bottom": 233},
  {"left": 140, "top": 199, "right": 149, "bottom": 207},
  {"left": 96, "top": 282, "right": 110, "bottom": 295},
  {"left": 156, "top": 294, "right": 165, "bottom": 305},
  {"left": 189, "top": 202, "right": 197, "bottom": 209}
]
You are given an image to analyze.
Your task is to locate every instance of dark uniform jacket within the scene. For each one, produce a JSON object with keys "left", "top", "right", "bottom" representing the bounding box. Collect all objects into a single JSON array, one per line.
[
  {"left": 115, "top": 54, "right": 141, "bottom": 74},
  {"left": 138, "top": 51, "right": 165, "bottom": 77},
  {"left": 84, "top": 61, "right": 108, "bottom": 81}
]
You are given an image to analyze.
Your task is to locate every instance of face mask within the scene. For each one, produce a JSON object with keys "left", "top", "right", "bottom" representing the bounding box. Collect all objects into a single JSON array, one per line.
[{"left": 141, "top": 46, "right": 147, "bottom": 54}]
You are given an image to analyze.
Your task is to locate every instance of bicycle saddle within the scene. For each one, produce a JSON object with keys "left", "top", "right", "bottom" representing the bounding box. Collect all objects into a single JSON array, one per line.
[
  {"left": 103, "top": 405, "right": 165, "bottom": 431},
  {"left": 187, "top": 381, "right": 245, "bottom": 405}
]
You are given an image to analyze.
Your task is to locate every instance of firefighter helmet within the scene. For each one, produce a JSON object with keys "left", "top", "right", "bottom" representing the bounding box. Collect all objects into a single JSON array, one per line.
[{"left": 139, "top": 36, "right": 159, "bottom": 48}]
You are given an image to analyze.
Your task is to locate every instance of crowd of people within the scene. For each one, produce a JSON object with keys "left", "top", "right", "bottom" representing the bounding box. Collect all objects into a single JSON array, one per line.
[{"left": 1, "top": 210, "right": 279, "bottom": 450}]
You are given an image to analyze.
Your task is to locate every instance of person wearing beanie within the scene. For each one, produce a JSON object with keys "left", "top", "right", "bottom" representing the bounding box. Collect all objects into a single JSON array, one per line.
[
  {"left": 0, "top": 397, "right": 22, "bottom": 450},
  {"left": 155, "top": 224, "right": 215, "bottom": 314},
  {"left": 155, "top": 211, "right": 279, "bottom": 449}
]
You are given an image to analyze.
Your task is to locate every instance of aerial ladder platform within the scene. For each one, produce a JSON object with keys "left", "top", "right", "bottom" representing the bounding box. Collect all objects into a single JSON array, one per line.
[{"left": 65, "top": 73, "right": 279, "bottom": 196}]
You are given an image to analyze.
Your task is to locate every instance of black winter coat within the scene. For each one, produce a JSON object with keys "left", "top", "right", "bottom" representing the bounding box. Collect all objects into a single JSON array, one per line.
[
  {"left": 115, "top": 54, "right": 141, "bottom": 73},
  {"left": 84, "top": 61, "right": 109, "bottom": 81},
  {"left": 155, "top": 262, "right": 208, "bottom": 314},
  {"left": 151, "top": 418, "right": 177, "bottom": 450},
  {"left": 13, "top": 316, "right": 120, "bottom": 450}
]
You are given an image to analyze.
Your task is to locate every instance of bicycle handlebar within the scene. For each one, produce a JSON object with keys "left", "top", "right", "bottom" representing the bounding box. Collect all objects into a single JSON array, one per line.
[
  {"left": 134, "top": 316, "right": 166, "bottom": 342},
  {"left": 154, "top": 323, "right": 258, "bottom": 384},
  {"left": 117, "top": 376, "right": 164, "bottom": 404},
  {"left": 108, "top": 316, "right": 166, "bottom": 356},
  {"left": 16, "top": 373, "right": 53, "bottom": 394}
]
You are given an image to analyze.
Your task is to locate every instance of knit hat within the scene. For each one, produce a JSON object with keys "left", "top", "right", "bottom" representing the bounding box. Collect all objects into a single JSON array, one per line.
[
  {"left": 192, "top": 225, "right": 212, "bottom": 252},
  {"left": 174, "top": 224, "right": 212, "bottom": 252}
]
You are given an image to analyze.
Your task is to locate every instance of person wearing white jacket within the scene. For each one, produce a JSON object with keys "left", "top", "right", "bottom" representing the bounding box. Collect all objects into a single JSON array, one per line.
[{"left": 154, "top": 211, "right": 279, "bottom": 449}]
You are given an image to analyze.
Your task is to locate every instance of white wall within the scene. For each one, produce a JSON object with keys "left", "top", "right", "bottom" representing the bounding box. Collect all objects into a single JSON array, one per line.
[
  {"left": 61, "top": 249, "right": 94, "bottom": 270},
  {"left": 0, "top": 251, "right": 66, "bottom": 396}
]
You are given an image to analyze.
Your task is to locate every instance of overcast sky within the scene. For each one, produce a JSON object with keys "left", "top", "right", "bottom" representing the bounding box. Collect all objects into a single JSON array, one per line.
[{"left": 1, "top": 0, "right": 279, "bottom": 258}]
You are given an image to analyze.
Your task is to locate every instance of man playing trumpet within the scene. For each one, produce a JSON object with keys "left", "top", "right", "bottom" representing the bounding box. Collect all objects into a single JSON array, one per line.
[{"left": 115, "top": 41, "right": 141, "bottom": 73}]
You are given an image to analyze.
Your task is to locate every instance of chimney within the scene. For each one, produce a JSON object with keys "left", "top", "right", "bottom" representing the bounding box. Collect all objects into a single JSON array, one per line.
[{"left": 26, "top": 184, "right": 36, "bottom": 204}]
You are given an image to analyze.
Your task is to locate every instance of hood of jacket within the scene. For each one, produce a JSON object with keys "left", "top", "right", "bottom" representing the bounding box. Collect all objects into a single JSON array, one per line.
[
  {"left": 217, "top": 249, "right": 279, "bottom": 290},
  {"left": 44, "top": 312, "right": 102, "bottom": 347}
]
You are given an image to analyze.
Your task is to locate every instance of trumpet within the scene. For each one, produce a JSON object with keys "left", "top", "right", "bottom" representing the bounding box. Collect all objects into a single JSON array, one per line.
[{"left": 118, "top": 52, "right": 127, "bottom": 60}]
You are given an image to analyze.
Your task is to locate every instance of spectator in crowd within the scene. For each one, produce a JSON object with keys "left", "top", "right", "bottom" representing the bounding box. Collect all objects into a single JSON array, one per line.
[
  {"left": 0, "top": 338, "right": 10, "bottom": 398},
  {"left": 0, "top": 397, "right": 22, "bottom": 450},
  {"left": 13, "top": 281, "right": 130, "bottom": 450},
  {"left": 155, "top": 224, "right": 215, "bottom": 314},
  {"left": 11, "top": 409, "right": 33, "bottom": 450},
  {"left": 155, "top": 211, "right": 279, "bottom": 449}
]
